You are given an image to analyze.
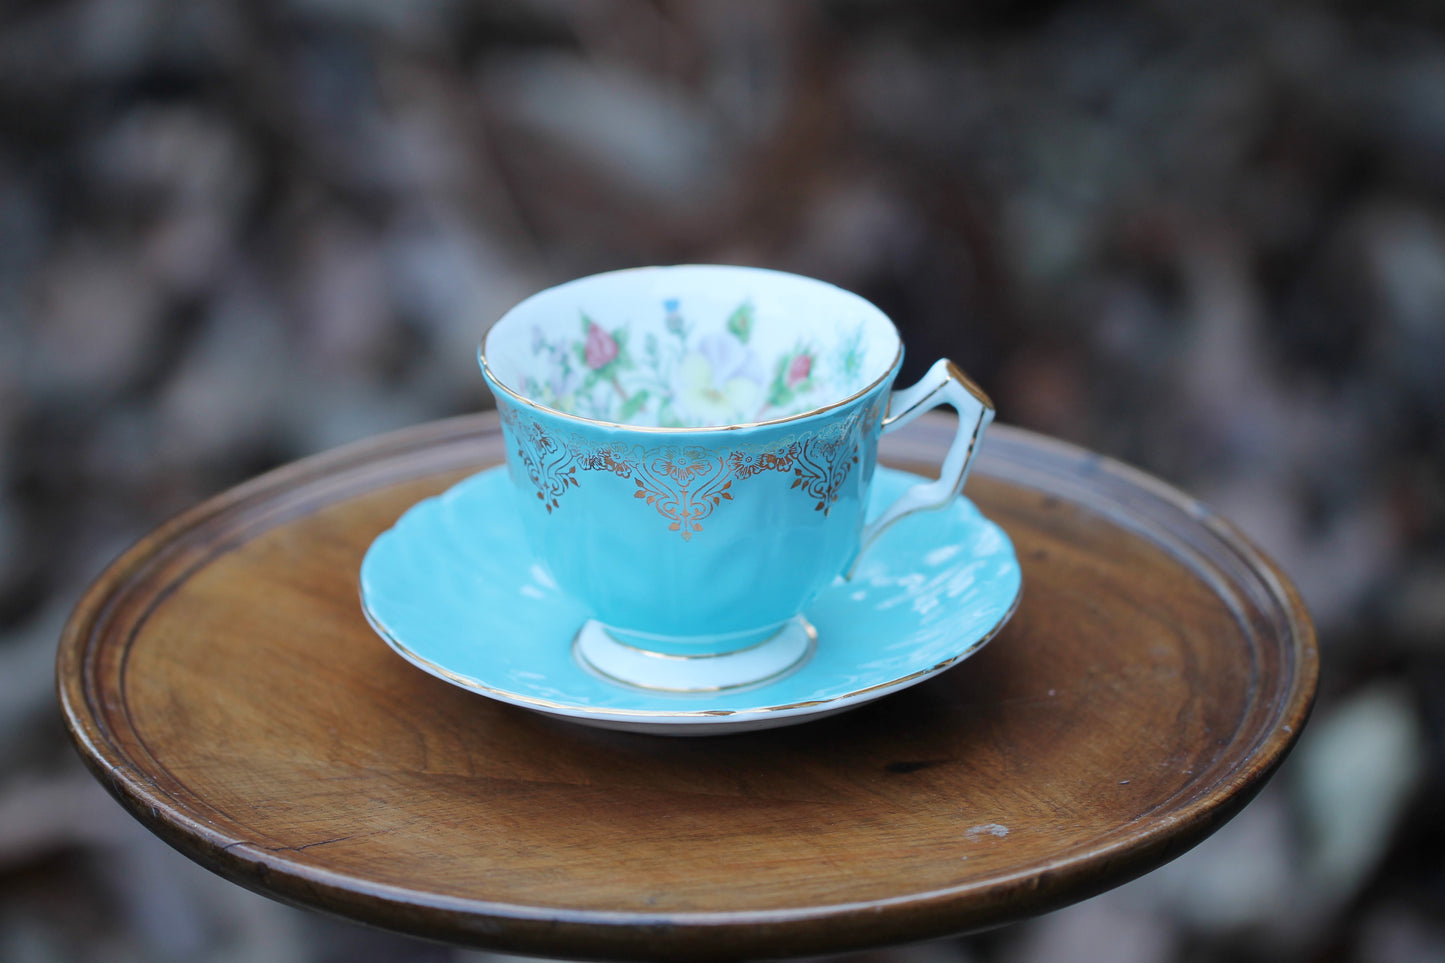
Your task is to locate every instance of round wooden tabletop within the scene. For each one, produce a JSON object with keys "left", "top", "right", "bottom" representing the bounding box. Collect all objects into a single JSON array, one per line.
[{"left": 57, "top": 414, "right": 1317, "bottom": 962}]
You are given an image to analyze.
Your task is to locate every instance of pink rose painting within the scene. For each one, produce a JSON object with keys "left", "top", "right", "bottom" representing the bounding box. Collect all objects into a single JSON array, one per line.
[
  {"left": 786, "top": 352, "right": 812, "bottom": 388},
  {"left": 585, "top": 321, "right": 619, "bottom": 370},
  {"left": 762, "top": 343, "right": 818, "bottom": 414}
]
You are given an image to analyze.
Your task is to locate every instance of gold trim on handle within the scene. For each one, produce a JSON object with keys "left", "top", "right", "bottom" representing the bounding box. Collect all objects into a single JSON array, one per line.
[
  {"left": 945, "top": 360, "right": 995, "bottom": 411},
  {"left": 882, "top": 359, "right": 992, "bottom": 429}
]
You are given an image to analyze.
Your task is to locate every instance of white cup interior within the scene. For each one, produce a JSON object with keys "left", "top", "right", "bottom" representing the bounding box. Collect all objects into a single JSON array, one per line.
[{"left": 482, "top": 265, "right": 901, "bottom": 428}]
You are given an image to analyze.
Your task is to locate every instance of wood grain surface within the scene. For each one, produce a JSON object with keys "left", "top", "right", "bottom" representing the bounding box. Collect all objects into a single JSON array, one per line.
[{"left": 56, "top": 414, "right": 1317, "bottom": 962}]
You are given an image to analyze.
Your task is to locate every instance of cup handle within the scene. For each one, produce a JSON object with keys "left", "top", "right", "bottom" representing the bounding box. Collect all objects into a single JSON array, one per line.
[{"left": 856, "top": 359, "right": 995, "bottom": 562}]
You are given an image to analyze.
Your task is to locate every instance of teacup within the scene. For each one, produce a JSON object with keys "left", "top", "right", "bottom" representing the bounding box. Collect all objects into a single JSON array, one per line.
[{"left": 479, "top": 265, "right": 994, "bottom": 692}]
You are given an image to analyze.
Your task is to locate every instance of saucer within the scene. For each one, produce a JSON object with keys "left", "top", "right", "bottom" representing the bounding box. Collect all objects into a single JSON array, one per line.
[{"left": 360, "top": 466, "right": 1022, "bottom": 735}]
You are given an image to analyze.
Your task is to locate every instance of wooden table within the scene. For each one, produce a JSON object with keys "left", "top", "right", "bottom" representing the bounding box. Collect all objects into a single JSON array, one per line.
[{"left": 57, "top": 414, "right": 1317, "bottom": 962}]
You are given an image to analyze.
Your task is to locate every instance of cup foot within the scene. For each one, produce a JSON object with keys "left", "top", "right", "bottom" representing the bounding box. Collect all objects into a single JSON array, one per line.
[{"left": 573, "top": 617, "right": 817, "bottom": 693}]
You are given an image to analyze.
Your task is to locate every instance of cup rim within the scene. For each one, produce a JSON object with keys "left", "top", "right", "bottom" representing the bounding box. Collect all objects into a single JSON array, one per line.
[{"left": 478, "top": 264, "right": 905, "bottom": 434}]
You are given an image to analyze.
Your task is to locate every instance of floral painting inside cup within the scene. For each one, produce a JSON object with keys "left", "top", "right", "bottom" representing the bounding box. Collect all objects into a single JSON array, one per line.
[{"left": 521, "top": 297, "right": 870, "bottom": 427}]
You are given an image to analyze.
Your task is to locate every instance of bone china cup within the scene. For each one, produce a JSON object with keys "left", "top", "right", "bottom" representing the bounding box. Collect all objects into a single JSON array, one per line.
[{"left": 479, "top": 265, "right": 994, "bottom": 692}]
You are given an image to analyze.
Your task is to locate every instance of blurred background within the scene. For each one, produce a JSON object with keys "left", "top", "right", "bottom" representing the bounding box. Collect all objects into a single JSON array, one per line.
[{"left": 2, "top": 1, "right": 1443, "bottom": 961}]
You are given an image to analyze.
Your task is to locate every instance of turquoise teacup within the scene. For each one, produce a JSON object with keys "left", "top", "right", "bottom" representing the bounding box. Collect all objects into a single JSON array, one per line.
[{"left": 479, "top": 265, "right": 993, "bottom": 692}]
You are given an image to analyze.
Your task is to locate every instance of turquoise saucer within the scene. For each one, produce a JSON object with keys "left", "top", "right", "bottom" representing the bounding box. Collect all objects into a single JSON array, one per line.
[{"left": 360, "top": 466, "right": 1022, "bottom": 735}]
